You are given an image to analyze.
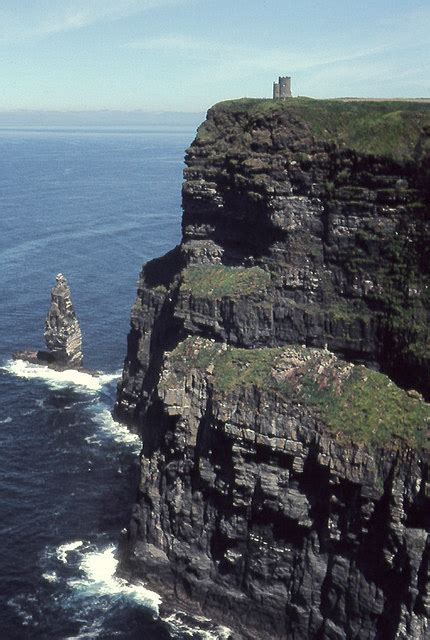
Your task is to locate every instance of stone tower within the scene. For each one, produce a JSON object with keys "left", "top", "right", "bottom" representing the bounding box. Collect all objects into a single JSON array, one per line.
[{"left": 273, "top": 76, "right": 292, "bottom": 99}]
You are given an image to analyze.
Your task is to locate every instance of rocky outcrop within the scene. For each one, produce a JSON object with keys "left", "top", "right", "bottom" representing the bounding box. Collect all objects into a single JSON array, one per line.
[
  {"left": 116, "top": 99, "right": 430, "bottom": 638},
  {"left": 121, "top": 338, "right": 430, "bottom": 640},
  {"left": 43, "top": 273, "right": 83, "bottom": 367},
  {"left": 14, "top": 273, "right": 83, "bottom": 368}
]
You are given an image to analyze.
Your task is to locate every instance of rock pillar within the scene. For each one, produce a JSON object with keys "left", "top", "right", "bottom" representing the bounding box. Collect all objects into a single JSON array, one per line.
[{"left": 44, "top": 273, "right": 83, "bottom": 367}]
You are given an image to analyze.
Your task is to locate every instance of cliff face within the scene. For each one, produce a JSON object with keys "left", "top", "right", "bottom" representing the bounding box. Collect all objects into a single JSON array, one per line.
[{"left": 116, "top": 99, "right": 430, "bottom": 639}]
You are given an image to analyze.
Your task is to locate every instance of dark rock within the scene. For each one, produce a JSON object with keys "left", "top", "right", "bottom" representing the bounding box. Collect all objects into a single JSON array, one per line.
[
  {"left": 14, "top": 273, "right": 83, "bottom": 369},
  {"left": 44, "top": 273, "right": 83, "bottom": 367}
]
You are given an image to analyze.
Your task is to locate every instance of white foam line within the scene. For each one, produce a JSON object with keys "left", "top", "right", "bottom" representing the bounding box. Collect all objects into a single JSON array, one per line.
[
  {"left": 164, "top": 612, "right": 233, "bottom": 639},
  {"left": 57, "top": 540, "right": 84, "bottom": 564},
  {"left": 63, "top": 628, "right": 104, "bottom": 640},
  {"left": 0, "top": 416, "right": 12, "bottom": 424},
  {"left": 84, "top": 435, "right": 103, "bottom": 447},
  {"left": 91, "top": 408, "right": 141, "bottom": 447},
  {"left": 42, "top": 571, "right": 59, "bottom": 583},
  {"left": 53, "top": 540, "right": 230, "bottom": 639},
  {"left": 69, "top": 544, "right": 162, "bottom": 614},
  {"left": 2, "top": 359, "right": 119, "bottom": 393}
]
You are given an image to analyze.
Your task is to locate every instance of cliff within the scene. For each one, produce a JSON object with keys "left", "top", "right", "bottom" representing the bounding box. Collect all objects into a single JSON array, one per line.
[{"left": 115, "top": 98, "right": 430, "bottom": 639}]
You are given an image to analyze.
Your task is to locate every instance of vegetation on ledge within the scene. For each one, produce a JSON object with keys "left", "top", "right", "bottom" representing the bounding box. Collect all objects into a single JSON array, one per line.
[
  {"left": 197, "top": 97, "right": 430, "bottom": 160},
  {"left": 167, "top": 337, "right": 430, "bottom": 449},
  {"left": 180, "top": 264, "right": 271, "bottom": 299}
]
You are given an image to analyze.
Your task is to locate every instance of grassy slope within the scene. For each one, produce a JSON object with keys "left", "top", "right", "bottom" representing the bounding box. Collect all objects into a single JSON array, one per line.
[
  {"left": 167, "top": 337, "right": 430, "bottom": 450},
  {"left": 180, "top": 265, "right": 270, "bottom": 299},
  {"left": 198, "top": 97, "right": 430, "bottom": 160}
]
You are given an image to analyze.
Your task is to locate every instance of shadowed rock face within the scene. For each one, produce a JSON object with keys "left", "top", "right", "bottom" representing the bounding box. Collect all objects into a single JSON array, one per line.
[
  {"left": 116, "top": 100, "right": 430, "bottom": 639},
  {"left": 44, "top": 273, "right": 83, "bottom": 367},
  {"left": 121, "top": 339, "right": 430, "bottom": 640}
]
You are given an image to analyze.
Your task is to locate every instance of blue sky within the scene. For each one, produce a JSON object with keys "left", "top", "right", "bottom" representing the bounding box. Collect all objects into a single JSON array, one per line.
[{"left": 0, "top": 0, "right": 429, "bottom": 111}]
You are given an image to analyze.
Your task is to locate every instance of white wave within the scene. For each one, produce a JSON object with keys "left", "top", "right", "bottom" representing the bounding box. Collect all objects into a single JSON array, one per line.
[
  {"left": 57, "top": 540, "right": 84, "bottom": 564},
  {"left": 91, "top": 408, "right": 141, "bottom": 448},
  {"left": 0, "top": 416, "right": 12, "bottom": 424},
  {"left": 84, "top": 435, "right": 102, "bottom": 447},
  {"left": 69, "top": 544, "right": 162, "bottom": 615},
  {"left": 2, "top": 359, "right": 119, "bottom": 393},
  {"left": 164, "top": 612, "right": 233, "bottom": 639},
  {"left": 51, "top": 540, "right": 231, "bottom": 639},
  {"left": 42, "top": 571, "right": 59, "bottom": 583},
  {"left": 63, "top": 625, "right": 104, "bottom": 640},
  {"left": 213, "top": 627, "right": 232, "bottom": 640}
]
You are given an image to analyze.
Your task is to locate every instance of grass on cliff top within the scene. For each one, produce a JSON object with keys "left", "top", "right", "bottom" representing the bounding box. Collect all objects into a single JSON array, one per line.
[
  {"left": 199, "top": 97, "right": 430, "bottom": 160},
  {"left": 180, "top": 265, "right": 271, "bottom": 299},
  {"left": 169, "top": 337, "right": 430, "bottom": 449}
]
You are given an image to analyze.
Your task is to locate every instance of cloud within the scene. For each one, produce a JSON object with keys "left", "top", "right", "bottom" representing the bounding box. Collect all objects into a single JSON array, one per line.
[
  {"left": 0, "top": 0, "right": 187, "bottom": 43},
  {"left": 124, "top": 3, "right": 430, "bottom": 86},
  {"left": 124, "top": 19, "right": 430, "bottom": 101},
  {"left": 125, "top": 34, "right": 392, "bottom": 76},
  {"left": 127, "top": 35, "right": 204, "bottom": 51}
]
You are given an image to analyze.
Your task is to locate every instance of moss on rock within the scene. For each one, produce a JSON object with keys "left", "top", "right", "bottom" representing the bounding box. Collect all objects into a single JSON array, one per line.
[
  {"left": 180, "top": 265, "right": 271, "bottom": 299},
  {"left": 196, "top": 97, "right": 430, "bottom": 160},
  {"left": 166, "top": 337, "right": 430, "bottom": 449}
]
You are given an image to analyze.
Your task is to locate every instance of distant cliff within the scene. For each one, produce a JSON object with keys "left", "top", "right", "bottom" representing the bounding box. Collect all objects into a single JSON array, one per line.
[{"left": 115, "top": 98, "right": 430, "bottom": 639}]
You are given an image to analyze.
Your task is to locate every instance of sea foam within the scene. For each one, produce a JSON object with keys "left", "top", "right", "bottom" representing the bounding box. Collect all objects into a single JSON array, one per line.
[
  {"left": 91, "top": 408, "right": 141, "bottom": 448},
  {"left": 164, "top": 612, "right": 233, "bottom": 640},
  {"left": 68, "top": 544, "right": 162, "bottom": 615},
  {"left": 42, "top": 571, "right": 59, "bottom": 583},
  {"left": 2, "top": 359, "right": 118, "bottom": 393},
  {"left": 56, "top": 540, "right": 84, "bottom": 564},
  {"left": 51, "top": 540, "right": 231, "bottom": 639}
]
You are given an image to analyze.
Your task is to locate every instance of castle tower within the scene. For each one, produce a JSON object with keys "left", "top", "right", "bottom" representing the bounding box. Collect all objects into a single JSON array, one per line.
[{"left": 273, "top": 76, "right": 292, "bottom": 99}]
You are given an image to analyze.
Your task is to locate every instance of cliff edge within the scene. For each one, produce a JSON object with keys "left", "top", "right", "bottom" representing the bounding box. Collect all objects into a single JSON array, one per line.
[{"left": 115, "top": 98, "right": 430, "bottom": 639}]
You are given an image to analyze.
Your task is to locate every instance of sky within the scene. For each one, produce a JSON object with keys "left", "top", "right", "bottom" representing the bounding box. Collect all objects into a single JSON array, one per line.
[{"left": 0, "top": 0, "right": 429, "bottom": 112}]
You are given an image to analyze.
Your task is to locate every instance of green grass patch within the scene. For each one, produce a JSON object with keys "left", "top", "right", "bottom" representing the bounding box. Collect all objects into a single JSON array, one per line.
[
  {"left": 180, "top": 265, "right": 271, "bottom": 299},
  {"left": 213, "top": 346, "right": 281, "bottom": 391},
  {"left": 198, "top": 97, "right": 430, "bottom": 160},
  {"left": 309, "top": 367, "right": 429, "bottom": 448},
  {"left": 167, "top": 337, "right": 430, "bottom": 449},
  {"left": 167, "top": 336, "right": 221, "bottom": 371}
]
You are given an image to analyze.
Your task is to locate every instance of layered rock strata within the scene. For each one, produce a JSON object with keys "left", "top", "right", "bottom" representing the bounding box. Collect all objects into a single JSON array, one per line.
[
  {"left": 116, "top": 99, "right": 430, "bottom": 639},
  {"left": 122, "top": 338, "right": 430, "bottom": 639},
  {"left": 14, "top": 273, "right": 83, "bottom": 368},
  {"left": 44, "top": 273, "right": 83, "bottom": 367}
]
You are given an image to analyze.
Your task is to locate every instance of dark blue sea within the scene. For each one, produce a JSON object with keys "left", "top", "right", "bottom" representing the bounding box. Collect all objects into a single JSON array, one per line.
[{"left": 0, "top": 126, "right": 229, "bottom": 640}]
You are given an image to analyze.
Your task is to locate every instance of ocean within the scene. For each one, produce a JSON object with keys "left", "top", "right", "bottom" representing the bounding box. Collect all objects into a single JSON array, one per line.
[{"left": 0, "top": 126, "right": 229, "bottom": 639}]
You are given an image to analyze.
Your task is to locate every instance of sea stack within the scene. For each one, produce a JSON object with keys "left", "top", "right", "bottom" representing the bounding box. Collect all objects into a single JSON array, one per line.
[
  {"left": 44, "top": 274, "right": 83, "bottom": 367},
  {"left": 13, "top": 273, "right": 83, "bottom": 369}
]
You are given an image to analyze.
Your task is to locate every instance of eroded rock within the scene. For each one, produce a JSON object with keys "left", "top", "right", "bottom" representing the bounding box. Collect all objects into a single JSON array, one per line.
[
  {"left": 14, "top": 273, "right": 83, "bottom": 369},
  {"left": 44, "top": 273, "right": 83, "bottom": 367}
]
